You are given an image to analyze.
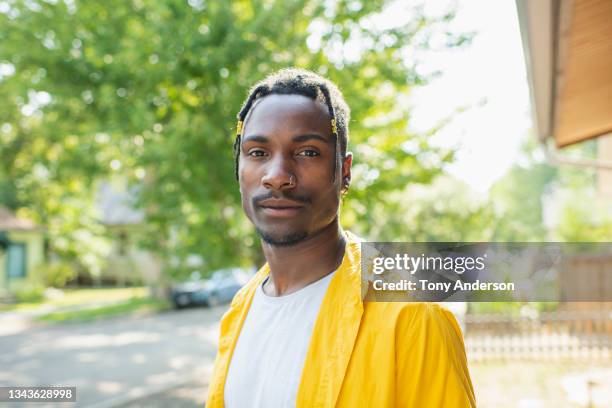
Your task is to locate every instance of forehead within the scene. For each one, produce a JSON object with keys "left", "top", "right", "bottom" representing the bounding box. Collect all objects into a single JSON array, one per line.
[{"left": 243, "top": 94, "right": 332, "bottom": 138}]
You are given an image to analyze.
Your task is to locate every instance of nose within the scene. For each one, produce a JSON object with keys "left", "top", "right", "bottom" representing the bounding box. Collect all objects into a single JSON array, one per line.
[{"left": 261, "top": 155, "right": 296, "bottom": 191}]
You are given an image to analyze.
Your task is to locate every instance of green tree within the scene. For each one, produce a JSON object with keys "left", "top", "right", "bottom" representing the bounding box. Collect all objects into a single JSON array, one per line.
[
  {"left": 490, "top": 162, "right": 557, "bottom": 241},
  {"left": 355, "top": 174, "right": 495, "bottom": 241},
  {"left": 555, "top": 195, "right": 612, "bottom": 241},
  {"left": 1, "top": 0, "right": 471, "bottom": 281},
  {"left": 489, "top": 137, "right": 611, "bottom": 242},
  {"left": 489, "top": 137, "right": 557, "bottom": 241}
]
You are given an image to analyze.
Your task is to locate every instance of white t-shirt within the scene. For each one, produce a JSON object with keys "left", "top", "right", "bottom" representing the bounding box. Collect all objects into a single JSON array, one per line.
[{"left": 224, "top": 271, "right": 335, "bottom": 408}]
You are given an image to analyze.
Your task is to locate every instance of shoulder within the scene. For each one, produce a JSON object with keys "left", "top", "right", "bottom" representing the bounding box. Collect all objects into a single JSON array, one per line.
[
  {"left": 363, "top": 302, "right": 464, "bottom": 343},
  {"left": 217, "top": 265, "right": 268, "bottom": 331},
  {"left": 389, "top": 303, "right": 476, "bottom": 406},
  {"left": 230, "top": 264, "right": 269, "bottom": 306},
  {"left": 396, "top": 302, "right": 461, "bottom": 328},
  {"left": 400, "top": 303, "right": 463, "bottom": 338}
]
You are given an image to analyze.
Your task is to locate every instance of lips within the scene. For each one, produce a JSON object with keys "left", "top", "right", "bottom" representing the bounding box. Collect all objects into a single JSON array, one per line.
[
  {"left": 258, "top": 198, "right": 305, "bottom": 218},
  {"left": 259, "top": 198, "right": 304, "bottom": 209}
]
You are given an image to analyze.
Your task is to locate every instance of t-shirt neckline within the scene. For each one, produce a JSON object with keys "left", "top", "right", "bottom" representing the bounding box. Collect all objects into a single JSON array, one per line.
[{"left": 258, "top": 270, "right": 336, "bottom": 304}]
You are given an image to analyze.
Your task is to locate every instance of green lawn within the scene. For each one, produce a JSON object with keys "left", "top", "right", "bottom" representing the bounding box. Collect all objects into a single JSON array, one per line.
[
  {"left": 0, "top": 287, "right": 150, "bottom": 312},
  {"left": 1, "top": 286, "right": 172, "bottom": 323},
  {"left": 36, "top": 296, "right": 171, "bottom": 323}
]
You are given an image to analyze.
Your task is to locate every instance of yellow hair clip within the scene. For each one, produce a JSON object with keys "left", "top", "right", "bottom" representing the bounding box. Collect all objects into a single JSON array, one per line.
[
  {"left": 331, "top": 118, "right": 337, "bottom": 135},
  {"left": 236, "top": 120, "right": 244, "bottom": 136}
]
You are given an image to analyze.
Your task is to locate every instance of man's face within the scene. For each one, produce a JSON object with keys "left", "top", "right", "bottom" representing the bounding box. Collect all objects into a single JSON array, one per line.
[{"left": 238, "top": 93, "right": 351, "bottom": 246}]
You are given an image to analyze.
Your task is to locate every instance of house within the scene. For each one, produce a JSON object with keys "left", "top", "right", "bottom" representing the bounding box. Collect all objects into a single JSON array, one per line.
[
  {"left": 96, "top": 179, "right": 163, "bottom": 288},
  {"left": 516, "top": 0, "right": 612, "bottom": 308},
  {"left": 516, "top": 0, "right": 612, "bottom": 174},
  {"left": 0, "top": 207, "right": 45, "bottom": 296},
  {"left": 516, "top": 0, "right": 612, "bottom": 146},
  {"left": 517, "top": 0, "right": 612, "bottom": 225},
  {"left": 1, "top": 179, "right": 163, "bottom": 294}
]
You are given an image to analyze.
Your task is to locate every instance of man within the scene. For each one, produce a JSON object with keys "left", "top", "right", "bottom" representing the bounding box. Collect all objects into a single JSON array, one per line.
[{"left": 206, "top": 68, "right": 476, "bottom": 407}]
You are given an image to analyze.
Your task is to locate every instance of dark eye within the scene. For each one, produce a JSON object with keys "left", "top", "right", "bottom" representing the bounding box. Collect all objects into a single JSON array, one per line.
[
  {"left": 297, "top": 150, "right": 319, "bottom": 157},
  {"left": 248, "top": 149, "right": 267, "bottom": 157}
]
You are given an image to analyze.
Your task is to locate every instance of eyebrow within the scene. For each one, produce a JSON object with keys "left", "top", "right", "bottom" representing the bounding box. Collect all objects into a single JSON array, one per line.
[
  {"left": 292, "top": 133, "right": 331, "bottom": 144},
  {"left": 242, "top": 133, "right": 331, "bottom": 145},
  {"left": 242, "top": 135, "right": 269, "bottom": 144}
]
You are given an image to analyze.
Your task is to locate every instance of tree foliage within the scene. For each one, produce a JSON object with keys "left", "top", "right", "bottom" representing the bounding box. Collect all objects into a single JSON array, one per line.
[
  {"left": 490, "top": 162, "right": 557, "bottom": 241},
  {"left": 1, "top": 0, "right": 471, "bottom": 278},
  {"left": 489, "top": 138, "right": 612, "bottom": 242}
]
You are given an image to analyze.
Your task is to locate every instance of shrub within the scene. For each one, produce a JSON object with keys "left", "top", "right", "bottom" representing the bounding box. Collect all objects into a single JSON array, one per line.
[
  {"left": 11, "top": 283, "right": 45, "bottom": 303},
  {"left": 41, "top": 262, "right": 78, "bottom": 288}
]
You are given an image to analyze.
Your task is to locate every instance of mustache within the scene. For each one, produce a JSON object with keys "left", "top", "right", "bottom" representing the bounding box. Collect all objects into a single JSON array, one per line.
[{"left": 252, "top": 191, "right": 312, "bottom": 207}]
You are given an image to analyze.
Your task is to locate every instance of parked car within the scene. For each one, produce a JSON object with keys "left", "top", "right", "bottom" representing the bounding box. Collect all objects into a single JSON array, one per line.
[{"left": 171, "top": 267, "right": 252, "bottom": 309}]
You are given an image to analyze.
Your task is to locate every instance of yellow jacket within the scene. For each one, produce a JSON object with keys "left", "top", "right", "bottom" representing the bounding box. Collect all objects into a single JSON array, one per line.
[{"left": 206, "top": 233, "right": 476, "bottom": 407}]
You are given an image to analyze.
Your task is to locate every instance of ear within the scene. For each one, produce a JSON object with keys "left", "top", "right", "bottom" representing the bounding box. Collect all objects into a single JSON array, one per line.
[{"left": 341, "top": 152, "right": 353, "bottom": 192}]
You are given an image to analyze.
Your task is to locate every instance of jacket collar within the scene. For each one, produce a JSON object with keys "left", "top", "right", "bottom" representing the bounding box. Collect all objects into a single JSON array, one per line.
[
  {"left": 296, "top": 232, "right": 364, "bottom": 407},
  {"left": 208, "top": 231, "right": 365, "bottom": 407}
]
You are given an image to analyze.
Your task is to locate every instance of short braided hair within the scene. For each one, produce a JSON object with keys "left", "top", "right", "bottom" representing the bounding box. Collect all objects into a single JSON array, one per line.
[{"left": 233, "top": 68, "right": 350, "bottom": 181}]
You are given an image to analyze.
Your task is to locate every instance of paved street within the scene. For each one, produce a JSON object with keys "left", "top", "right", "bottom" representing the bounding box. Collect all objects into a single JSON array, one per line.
[
  {"left": 0, "top": 306, "right": 226, "bottom": 407},
  {"left": 3, "top": 303, "right": 610, "bottom": 407}
]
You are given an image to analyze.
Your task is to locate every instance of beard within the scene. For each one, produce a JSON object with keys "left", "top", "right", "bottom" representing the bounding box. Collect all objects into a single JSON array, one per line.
[{"left": 255, "top": 227, "right": 309, "bottom": 247}]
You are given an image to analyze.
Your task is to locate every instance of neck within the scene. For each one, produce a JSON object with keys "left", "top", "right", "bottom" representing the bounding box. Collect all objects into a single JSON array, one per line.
[{"left": 261, "top": 219, "right": 346, "bottom": 297}]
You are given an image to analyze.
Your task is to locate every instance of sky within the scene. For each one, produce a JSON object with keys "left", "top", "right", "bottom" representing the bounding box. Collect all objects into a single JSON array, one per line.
[{"left": 407, "top": 0, "right": 532, "bottom": 193}]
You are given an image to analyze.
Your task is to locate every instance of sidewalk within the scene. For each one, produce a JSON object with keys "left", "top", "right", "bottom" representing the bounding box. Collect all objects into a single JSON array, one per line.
[
  {"left": 113, "top": 362, "right": 612, "bottom": 408},
  {"left": 114, "top": 376, "right": 210, "bottom": 408}
]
